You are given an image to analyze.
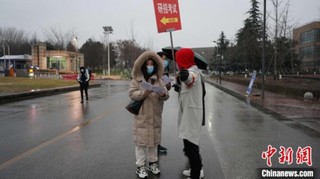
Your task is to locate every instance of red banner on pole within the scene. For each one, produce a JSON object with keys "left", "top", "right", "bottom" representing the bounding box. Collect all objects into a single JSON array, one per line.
[{"left": 153, "top": 0, "right": 182, "bottom": 33}]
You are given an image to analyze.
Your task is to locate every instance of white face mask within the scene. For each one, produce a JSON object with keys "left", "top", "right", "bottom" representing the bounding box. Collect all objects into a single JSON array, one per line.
[
  {"left": 147, "top": 66, "right": 154, "bottom": 74},
  {"left": 163, "top": 59, "right": 169, "bottom": 68},
  {"left": 80, "top": 69, "right": 84, "bottom": 72}
]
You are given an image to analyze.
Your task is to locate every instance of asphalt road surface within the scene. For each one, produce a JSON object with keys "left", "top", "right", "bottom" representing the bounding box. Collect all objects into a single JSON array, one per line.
[{"left": 0, "top": 80, "right": 319, "bottom": 179}]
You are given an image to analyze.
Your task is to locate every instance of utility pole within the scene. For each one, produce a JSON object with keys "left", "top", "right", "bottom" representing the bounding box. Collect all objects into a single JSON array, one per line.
[
  {"left": 103, "top": 26, "right": 113, "bottom": 76},
  {"left": 73, "top": 37, "right": 78, "bottom": 72},
  {"left": 2, "top": 44, "right": 6, "bottom": 75},
  {"left": 262, "top": 0, "right": 266, "bottom": 99},
  {"left": 212, "top": 41, "right": 220, "bottom": 84},
  {"left": 273, "top": 0, "right": 279, "bottom": 80}
]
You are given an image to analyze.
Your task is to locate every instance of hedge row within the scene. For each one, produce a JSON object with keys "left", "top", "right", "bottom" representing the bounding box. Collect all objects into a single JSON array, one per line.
[{"left": 222, "top": 76, "right": 320, "bottom": 99}]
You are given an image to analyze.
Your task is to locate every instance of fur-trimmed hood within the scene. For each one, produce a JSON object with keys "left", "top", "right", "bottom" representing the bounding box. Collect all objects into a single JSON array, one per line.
[{"left": 132, "top": 51, "right": 164, "bottom": 81}]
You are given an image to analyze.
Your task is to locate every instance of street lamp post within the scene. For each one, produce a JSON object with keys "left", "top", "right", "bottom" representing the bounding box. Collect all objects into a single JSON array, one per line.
[
  {"left": 103, "top": 26, "right": 113, "bottom": 76},
  {"left": 2, "top": 44, "right": 10, "bottom": 70},
  {"left": 262, "top": 0, "right": 266, "bottom": 99},
  {"left": 219, "top": 55, "right": 224, "bottom": 84},
  {"left": 212, "top": 41, "right": 221, "bottom": 84},
  {"left": 73, "top": 37, "right": 78, "bottom": 72}
]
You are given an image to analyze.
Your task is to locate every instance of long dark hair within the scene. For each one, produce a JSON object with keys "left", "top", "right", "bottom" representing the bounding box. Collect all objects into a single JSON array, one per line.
[{"left": 141, "top": 58, "right": 158, "bottom": 81}]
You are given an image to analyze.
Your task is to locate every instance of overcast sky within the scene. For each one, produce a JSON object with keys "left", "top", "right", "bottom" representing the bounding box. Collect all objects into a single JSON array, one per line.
[{"left": 1, "top": 0, "right": 320, "bottom": 51}]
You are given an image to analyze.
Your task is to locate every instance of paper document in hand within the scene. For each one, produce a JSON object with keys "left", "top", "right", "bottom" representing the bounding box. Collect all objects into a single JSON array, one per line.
[
  {"left": 161, "top": 75, "right": 173, "bottom": 84},
  {"left": 141, "top": 81, "right": 153, "bottom": 91},
  {"left": 141, "top": 81, "right": 165, "bottom": 93},
  {"left": 152, "top": 86, "right": 165, "bottom": 93}
]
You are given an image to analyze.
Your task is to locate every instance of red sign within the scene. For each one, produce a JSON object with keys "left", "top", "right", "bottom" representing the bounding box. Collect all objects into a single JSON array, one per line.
[{"left": 153, "top": 0, "right": 182, "bottom": 33}]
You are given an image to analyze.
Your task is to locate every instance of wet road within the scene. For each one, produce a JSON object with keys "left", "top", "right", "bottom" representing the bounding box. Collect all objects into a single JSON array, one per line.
[{"left": 0, "top": 80, "right": 319, "bottom": 179}]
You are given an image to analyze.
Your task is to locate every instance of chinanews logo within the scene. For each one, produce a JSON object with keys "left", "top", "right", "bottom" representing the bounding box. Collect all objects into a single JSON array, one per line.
[
  {"left": 259, "top": 145, "right": 316, "bottom": 179},
  {"left": 261, "top": 145, "right": 312, "bottom": 167}
]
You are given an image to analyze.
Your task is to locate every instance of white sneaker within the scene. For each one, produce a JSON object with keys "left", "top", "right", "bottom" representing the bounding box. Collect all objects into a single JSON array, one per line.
[
  {"left": 147, "top": 163, "right": 161, "bottom": 175},
  {"left": 136, "top": 166, "right": 148, "bottom": 178},
  {"left": 182, "top": 168, "right": 204, "bottom": 178}
]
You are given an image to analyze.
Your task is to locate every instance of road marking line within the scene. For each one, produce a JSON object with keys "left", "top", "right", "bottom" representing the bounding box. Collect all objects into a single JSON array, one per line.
[{"left": 0, "top": 101, "right": 125, "bottom": 171}]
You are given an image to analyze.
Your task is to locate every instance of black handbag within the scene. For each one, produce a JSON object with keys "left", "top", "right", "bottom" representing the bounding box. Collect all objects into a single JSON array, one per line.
[{"left": 125, "top": 99, "right": 145, "bottom": 115}]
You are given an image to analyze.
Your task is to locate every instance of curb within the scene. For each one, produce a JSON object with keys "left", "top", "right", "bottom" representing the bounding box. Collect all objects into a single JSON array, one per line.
[
  {"left": 206, "top": 80, "right": 320, "bottom": 136},
  {"left": 0, "top": 83, "right": 101, "bottom": 104},
  {"left": 206, "top": 80, "right": 293, "bottom": 121}
]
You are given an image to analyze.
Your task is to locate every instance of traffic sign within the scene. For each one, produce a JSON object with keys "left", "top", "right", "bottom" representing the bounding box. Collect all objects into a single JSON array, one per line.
[{"left": 153, "top": 0, "right": 182, "bottom": 33}]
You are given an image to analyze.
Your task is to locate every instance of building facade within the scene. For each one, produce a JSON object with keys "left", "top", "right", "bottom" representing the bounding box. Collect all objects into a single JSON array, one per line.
[
  {"left": 31, "top": 42, "right": 84, "bottom": 73},
  {"left": 293, "top": 21, "right": 320, "bottom": 72},
  {"left": 0, "top": 55, "right": 33, "bottom": 76},
  {"left": 1, "top": 42, "right": 84, "bottom": 77}
]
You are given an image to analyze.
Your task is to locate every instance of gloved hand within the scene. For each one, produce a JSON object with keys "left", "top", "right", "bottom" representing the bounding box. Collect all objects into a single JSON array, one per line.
[
  {"left": 179, "top": 69, "right": 189, "bottom": 81},
  {"left": 165, "top": 83, "right": 171, "bottom": 91},
  {"left": 172, "top": 83, "right": 180, "bottom": 93}
]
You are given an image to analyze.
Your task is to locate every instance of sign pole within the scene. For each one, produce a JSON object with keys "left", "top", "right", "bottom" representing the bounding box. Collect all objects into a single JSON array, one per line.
[{"left": 169, "top": 31, "right": 176, "bottom": 76}]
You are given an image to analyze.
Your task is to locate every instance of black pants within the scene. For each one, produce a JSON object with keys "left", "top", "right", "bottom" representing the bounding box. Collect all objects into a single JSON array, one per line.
[
  {"left": 79, "top": 82, "right": 88, "bottom": 101},
  {"left": 183, "top": 139, "right": 202, "bottom": 179}
]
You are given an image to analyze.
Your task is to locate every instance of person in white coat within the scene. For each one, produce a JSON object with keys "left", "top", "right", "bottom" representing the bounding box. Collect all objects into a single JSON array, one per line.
[{"left": 175, "top": 48, "right": 205, "bottom": 179}]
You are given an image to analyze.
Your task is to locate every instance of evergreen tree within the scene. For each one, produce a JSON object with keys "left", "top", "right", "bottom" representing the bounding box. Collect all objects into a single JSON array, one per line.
[
  {"left": 217, "top": 31, "right": 229, "bottom": 55},
  {"left": 216, "top": 31, "right": 229, "bottom": 71},
  {"left": 235, "top": 0, "right": 263, "bottom": 71}
]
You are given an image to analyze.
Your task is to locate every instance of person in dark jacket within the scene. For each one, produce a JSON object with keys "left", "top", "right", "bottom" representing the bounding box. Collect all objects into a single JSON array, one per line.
[
  {"left": 156, "top": 51, "right": 172, "bottom": 154},
  {"left": 77, "top": 66, "right": 90, "bottom": 103}
]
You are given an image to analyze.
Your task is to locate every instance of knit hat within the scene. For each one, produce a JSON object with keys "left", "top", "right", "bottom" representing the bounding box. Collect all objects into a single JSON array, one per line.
[{"left": 175, "top": 48, "right": 195, "bottom": 70}]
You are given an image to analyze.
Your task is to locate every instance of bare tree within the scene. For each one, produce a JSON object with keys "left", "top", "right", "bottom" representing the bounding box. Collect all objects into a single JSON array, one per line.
[
  {"left": 266, "top": 0, "right": 299, "bottom": 75},
  {"left": 143, "top": 37, "right": 155, "bottom": 51},
  {"left": 112, "top": 22, "right": 147, "bottom": 70},
  {"left": 29, "top": 32, "right": 39, "bottom": 46},
  {"left": 0, "top": 27, "right": 30, "bottom": 55},
  {"left": 115, "top": 39, "right": 146, "bottom": 70},
  {"left": 43, "top": 27, "right": 76, "bottom": 50}
]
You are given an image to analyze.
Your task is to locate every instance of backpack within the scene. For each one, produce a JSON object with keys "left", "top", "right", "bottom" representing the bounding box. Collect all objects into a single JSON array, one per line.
[{"left": 86, "top": 69, "right": 92, "bottom": 81}]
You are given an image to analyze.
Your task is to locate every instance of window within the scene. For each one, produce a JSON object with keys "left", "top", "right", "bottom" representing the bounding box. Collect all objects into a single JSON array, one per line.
[
  {"left": 300, "top": 45, "right": 320, "bottom": 59},
  {"left": 300, "top": 29, "right": 320, "bottom": 44},
  {"left": 300, "top": 46, "right": 314, "bottom": 58},
  {"left": 47, "top": 57, "right": 66, "bottom": 70}
]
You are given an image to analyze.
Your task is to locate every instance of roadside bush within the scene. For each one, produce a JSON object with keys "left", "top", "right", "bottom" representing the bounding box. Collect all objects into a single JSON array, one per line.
[{"left": 222, "top": 75, "right": 320, "bottom": 98}]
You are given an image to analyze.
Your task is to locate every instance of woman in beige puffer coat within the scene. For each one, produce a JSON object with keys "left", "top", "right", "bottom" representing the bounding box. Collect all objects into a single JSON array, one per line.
[{"left": 129, "top": 51, "right": 169, "bottom": 178}]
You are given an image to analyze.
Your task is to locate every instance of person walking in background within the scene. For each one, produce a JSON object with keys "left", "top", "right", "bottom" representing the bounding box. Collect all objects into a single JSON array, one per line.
[
  {"left": 175, "top": 48, "right": 206, "bottom": 179},
  {"left": 77, "top": 66, "right": 90, "bottom": 103},
  {"left": 157, "top": 51, "right": 170, "bottom": 76},
  {"left": 8, "top": 64, "right": 15, "bottom": 77},
  {"left": 129, "top": 51, "right": 169, "bottom": 178},
  {"left": 157, "top": 51, "right": 172, "bottom": 91},
  {"left": 156, "top": 51, "right": 172, "bottom": 154}
]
